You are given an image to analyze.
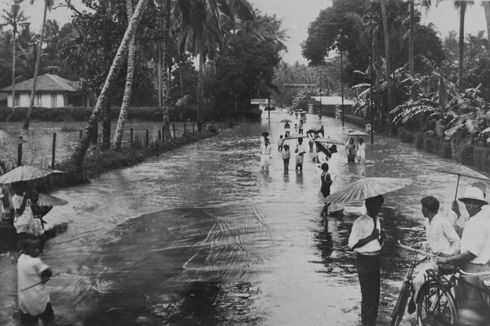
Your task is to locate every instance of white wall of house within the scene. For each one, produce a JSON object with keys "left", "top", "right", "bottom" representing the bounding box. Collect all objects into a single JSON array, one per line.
[{"left": 6, "top": 92, "right": 66, "bottom": 108}]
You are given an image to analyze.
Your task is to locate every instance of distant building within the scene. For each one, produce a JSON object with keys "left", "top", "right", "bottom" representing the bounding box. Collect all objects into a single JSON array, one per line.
[
  {"left": 309, "top": 96, "right": 355, "bottom": 116},
  {"left": 0, "top": 74, "right": 88, "bottom": 108}
]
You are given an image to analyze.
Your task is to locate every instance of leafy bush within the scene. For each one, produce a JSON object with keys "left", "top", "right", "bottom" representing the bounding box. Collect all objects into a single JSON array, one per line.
[
  {"left": 472, "top": 146, "right": 489, "bottom": 172},
  {"left": 439, "top": 142, "right": 452, "bottom": 159},
  {"left": 398, "top": 128, "right": 416, "bottom": 143},
  {"left": 242, "top": 108, "right": 262, "bottom": 121},
  {"left": 423, "top": 137, "right": 439, "bottom": 154},
  {"left": 455, "top": 144, "right": 475, "bottom": 166},
  {"left": 415, "top": 133, "right": 425, "bottom": 149}
]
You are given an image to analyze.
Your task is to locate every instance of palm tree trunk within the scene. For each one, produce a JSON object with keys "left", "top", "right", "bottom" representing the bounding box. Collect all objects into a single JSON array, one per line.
[
  {"left": 102, "top": 97, "right": 111, "bottom": 150},
  {"left": 484, "top": 1, "right": 490, "bottom": 50},
  {"left": 113, "top": 0, "right": 137, "bottom": 151},
  {"left": 458, "top": 2, "right": 467, "bottom": 90},
  {"left": 162, "top": 0, "right": 171, "bottom": 139},
  {"left": 381, "top": 0, "right": 394, "bottom": 134},
  {"left": 408, "top": 0, "right": 415, "bottom": 76},
  {"left": 69, "top": 0, "right": 149, "bottom": 167},
  {"left": 23, "top": 1, "right": 48, "bottom": 130},
  {"left": 157, "top": 41, "right": 162, "bottom": 107}
]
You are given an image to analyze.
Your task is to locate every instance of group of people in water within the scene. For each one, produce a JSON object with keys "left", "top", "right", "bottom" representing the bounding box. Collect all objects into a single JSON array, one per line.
[{"left": 1, "top": 181, "right": 57, "bottom": 325}]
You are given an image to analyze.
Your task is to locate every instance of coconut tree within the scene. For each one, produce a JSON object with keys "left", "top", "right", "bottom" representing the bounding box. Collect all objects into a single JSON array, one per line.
[
  {"left": 1, "top": 2, "right": 29, "bottom": 111},
  {"left": 112, "top": 0, "right": 137, "bottom": 150},
  {"left": 454, "top": 0, "right": 474, "bottom": 90},
  {"left": 70, "top": 0, "right": 149, "bottom": 166},
  {"left": 483, "top": 1, "right": 490, "bottom": 49},
  {"left": 23, "top": 0, "right": 53, "bottom": 130}
]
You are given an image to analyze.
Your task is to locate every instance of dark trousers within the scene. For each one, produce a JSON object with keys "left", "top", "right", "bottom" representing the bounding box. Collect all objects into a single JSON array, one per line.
[
  {"left": 283, "top": 158, "right": 289, "bottom": 171},
  {"left": 356, "top": 254, "right": 380, "bottom": 326}
]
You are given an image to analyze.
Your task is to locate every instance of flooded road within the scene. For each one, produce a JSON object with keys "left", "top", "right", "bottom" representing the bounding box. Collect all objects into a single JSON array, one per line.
[{"left": 0, "top": 111, "right": 486, "bottom": 325}]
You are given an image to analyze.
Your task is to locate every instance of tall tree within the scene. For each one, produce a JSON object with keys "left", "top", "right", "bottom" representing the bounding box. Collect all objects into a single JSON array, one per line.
[
  {"left": 454, "top": 0, "right": 474, "bottom": 90},
  {"left": 483, "top": 0, "right": 490, "bottom": 50},
  {"left": 69, "top": 0, "right": 149, "bottom": 166},
  {"left": 408, "top": 0, "right": 415, "bottom": 76},
  {"left": 112, "top": 0, "right": 137, "bottom": 150},
  {"left": 1, "top": 2, "right": 28, "bottom": 110},
  {"left": 23, "top": 0, "right": 53, "bottom": 130}
]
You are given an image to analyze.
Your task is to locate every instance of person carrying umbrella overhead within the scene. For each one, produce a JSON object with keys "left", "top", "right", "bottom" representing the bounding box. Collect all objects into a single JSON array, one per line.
[{"left": 327, "top": 176, "right": 412, "bottom": 326}]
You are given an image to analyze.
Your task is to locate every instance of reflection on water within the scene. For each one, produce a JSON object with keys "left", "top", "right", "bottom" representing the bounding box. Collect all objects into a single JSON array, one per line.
[{"left": 0, "top": 111, "right": 488, "bottom": 325}]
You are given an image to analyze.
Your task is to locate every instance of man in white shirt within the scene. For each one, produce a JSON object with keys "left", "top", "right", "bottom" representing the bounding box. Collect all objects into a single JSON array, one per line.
[
  {"left": 438, "top": 187, "right": 490, "bottom": 323},
  {"left": 348, "top": 195, "right": 384, "bottom": 326},
  {"left": 411, "top": 196, "right": 460, "bottom": 309},
  {"left": 295, "top": 138, "right": 306, "bottom": 172}
]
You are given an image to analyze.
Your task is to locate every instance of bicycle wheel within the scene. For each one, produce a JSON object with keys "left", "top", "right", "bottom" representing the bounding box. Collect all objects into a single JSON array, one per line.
[
  {"left": 390, "top": 280, "right": 411, "bottom": 326},
  {"left": 417, "top": 282, "right": 457, "bottom": 326}
]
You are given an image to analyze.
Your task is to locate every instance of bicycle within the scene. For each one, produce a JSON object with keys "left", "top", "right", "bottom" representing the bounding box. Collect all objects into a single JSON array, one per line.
[
  {"left": 390, "top": 242, "right": 429, "bottom": 326},
  {"left": 396, "top": 242, "right": 490, "bottom": 326}
]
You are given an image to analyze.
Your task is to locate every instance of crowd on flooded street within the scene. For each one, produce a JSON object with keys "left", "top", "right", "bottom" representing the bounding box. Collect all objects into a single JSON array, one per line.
[{"left": 258, "top": 110, "right": 490, "bottom": 326}]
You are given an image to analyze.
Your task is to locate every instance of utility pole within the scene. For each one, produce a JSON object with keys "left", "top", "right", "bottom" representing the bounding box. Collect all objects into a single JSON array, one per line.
[
  {"left": 319, "top": 71, "right": 322, "bottom": 115},
  {"left": 340, "top": 50, "right": 345, "bottom": 128}
]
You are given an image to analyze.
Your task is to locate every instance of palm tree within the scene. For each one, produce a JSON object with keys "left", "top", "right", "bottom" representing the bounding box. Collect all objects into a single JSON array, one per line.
[
  {"left": 454, "top": 0, "right": 474, "bottom": 91},
  {"left": 70, "top": 0, "right": 149, "bottom": 166},
  {"left": 483, "top": 1, "right": 490, "bottom": 50},
  {"left": 177, "top": 0, "right": 253, "bottom": 130},
  {"left": 112, "top": 0, "right": 137, "bottom": 150},
  {"left": 1, "top": 2, "right": 29, "bottom": 111},
  {"left": 23, "top": 0, "right": 53, "bottom": 130}
]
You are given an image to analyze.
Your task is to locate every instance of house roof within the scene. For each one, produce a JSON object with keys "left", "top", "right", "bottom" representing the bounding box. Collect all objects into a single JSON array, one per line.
[{"left": 0, "top": 74, "right": 81, "bottom": 93}]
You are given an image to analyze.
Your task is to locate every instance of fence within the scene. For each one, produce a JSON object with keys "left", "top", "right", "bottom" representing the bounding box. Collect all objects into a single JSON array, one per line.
[{"left": 12, "top": 121, "right": 208, "bottom": 169}]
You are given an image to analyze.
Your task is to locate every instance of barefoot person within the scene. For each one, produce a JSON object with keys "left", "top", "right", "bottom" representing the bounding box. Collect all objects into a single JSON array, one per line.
[
  {"left": 346, "top": 138, "right": 357, "bottom": 163},
  {"left": 17, "top": 236, "right": 54, "bottom": 326},
  {"left": 320, "top": 163, "right": 332, "bottom": 217},
  {"left": 348, "top": 195, "right": 384, "bottom": 326},
  {"left": 295, "top": 138, "right": 306, "bottom": 173}
]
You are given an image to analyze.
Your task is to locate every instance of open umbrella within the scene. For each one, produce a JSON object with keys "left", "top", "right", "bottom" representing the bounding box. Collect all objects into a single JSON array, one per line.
[
  {"left": 281, "top": 119, "right": 292, "bottom": 123},
  {"left": 348, "top": 130, "right": 368, "bottom": 137},
  {"left": 325, "top": 177, "right": 412, "bottom": 204},
  {"left": 315, "top": 138, "right": 345, "bottom": 145},
  {"left": 432, "top": 166, "right": 490, "bottom": 200},
  {"left": 0, "top": 129, "right": 25, "bottom": 145},
  {"left": 37, "top": 193, "right": 68, "bottom": 207},
  {"left": 0, "top": 166, "right": 64, "bottom": 184},
  {"left": 285, "top": 134, "right": 307, "bottom": 140}
]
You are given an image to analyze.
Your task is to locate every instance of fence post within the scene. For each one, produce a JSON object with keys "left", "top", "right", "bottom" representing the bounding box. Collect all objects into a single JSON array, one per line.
[
  {"left": 17, "top": 143, "right": 22, "bottom": 167},
  {"left": 51, "top": 132, "right": 57, "bottom": 169},
  {"left": 130, "top": 128, "right": 134, "bottom": 147},
  {"left": 172, "top": 123, "right": 176, "bottom": 139},
  {"left": 145, "top": 129, "right": 149, "bottom": 147}
]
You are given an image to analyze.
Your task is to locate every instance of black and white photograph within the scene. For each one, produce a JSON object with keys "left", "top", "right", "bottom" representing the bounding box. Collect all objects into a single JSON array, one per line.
[{"left": 1, "top": 0, "right": 490, "bottom": 325}]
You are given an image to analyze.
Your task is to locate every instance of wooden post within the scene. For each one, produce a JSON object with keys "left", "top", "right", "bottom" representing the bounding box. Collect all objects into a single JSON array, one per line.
[
  {"left": 51, "top": 132, "right": 56, "bottom": 169},
  {"left": 158, "top": 130, "right": 162, "bottom": 141},
  {"left": 162, "top": 126, "right": 165, "bottom": 142},
  {"left": 145, "top": 129, "right": 149, "bottom": 147},
  {"left": 192, "top": 121, "right": 195, "bottom": 134},
  {"left": 130, "top": 128, "right": 134, "bottom": 147},
  {"left": 79, "top": 130, "right": 82, "bottom": 139},
  {"left": 172, "top": 123, "right": 176, "bottom": 139},
  {"left": 17, "top": 143, "right": 22, "bottom": 166}
]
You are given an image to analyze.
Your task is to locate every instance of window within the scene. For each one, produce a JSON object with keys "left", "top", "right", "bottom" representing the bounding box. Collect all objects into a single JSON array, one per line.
[
  {"left": 14, "top": 94, "right": 20, "bottom": 106},
  {"left": 51, "top": 94, "right": 57, "bottom": 107},
  {"left": 36, "top": 94, "right": 42, "bottom": 106}
]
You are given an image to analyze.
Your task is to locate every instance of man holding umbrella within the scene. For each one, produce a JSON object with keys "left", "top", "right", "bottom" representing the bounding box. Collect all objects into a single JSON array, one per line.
[{"left": 348, "top": 195, "right": 385, "bottom": 326}]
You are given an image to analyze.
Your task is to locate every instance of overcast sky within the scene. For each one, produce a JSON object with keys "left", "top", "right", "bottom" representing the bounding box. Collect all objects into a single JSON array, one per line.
[{"left": 1, "top": 0, "right": 487, "bottom": 64}]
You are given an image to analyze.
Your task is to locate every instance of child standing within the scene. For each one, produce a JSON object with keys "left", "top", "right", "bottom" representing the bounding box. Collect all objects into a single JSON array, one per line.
[
  {"left": 320, "top": 163, "right": 333, "bottom": 217},
  {"left": 17, "top": 236, "right": 54, "bottom": 326},
  {"left": 282, "top": 144, "right": 290, "bottom": 172}
]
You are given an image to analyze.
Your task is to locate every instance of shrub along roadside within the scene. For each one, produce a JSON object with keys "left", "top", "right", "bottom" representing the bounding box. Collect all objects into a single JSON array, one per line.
[
  {"left": 44, "top": 130, "right": 216, "bottom": 192},
  {"left": 342, "top": 112, "right": 490, "bottom": 176}
]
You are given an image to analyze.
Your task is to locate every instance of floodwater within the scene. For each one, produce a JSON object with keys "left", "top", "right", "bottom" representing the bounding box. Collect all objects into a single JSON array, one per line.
[
  {"left": 0, "top": 121, "right": 190, "bottom": 167},
  {"left": 0, "top": 111, "right": 486, "bottom": 325}
]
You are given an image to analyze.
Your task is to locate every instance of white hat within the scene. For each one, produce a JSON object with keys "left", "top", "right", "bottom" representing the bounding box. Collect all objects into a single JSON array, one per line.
[{"left": 459, "top": 187, "right": 488, "bottom": 204}]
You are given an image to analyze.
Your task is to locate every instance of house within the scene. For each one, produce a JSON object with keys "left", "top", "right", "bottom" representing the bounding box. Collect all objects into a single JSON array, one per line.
[
  {"left": 0, "top": 74, "right": 88, "bottom": 108},
  {"left": 309, "top": 96, "right": 355, "bottom": 116}
]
